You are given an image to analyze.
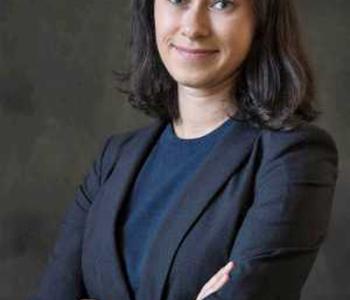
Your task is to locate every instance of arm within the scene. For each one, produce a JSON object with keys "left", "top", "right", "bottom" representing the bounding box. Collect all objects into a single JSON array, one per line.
[
  {"left": 205, "top": 125, "right": 339, "bottom": 300},
  {"left": 27, "top": 133, "right": 129, "bottom": 300}
]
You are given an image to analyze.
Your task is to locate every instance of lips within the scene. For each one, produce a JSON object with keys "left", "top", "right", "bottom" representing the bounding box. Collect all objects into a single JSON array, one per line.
[{"left": 171, "top": 43, "right": 218, "bottom": 54}]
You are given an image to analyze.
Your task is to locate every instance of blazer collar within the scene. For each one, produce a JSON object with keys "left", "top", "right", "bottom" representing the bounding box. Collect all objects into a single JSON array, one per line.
[{"left": 96, "top": 116, "right": 260, "bottom": 300}]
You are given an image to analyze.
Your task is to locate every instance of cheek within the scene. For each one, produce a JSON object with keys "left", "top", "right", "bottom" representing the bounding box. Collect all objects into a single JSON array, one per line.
[
  {"left": 154, "top": 2, "right": 176, "bottom": 48},
  {"left": 217, "top": 19, "right": 255, "bottom": 60}
]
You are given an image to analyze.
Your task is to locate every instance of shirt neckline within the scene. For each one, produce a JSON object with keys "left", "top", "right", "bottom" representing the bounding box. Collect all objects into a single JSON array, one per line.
[{"left": 165, "top": 116, "right": 235, "bottom": 145}]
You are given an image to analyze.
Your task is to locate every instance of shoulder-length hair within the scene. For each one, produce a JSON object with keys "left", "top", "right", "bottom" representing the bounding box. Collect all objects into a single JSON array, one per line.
[{"left": 114, "top": 0, "right": 320, "bottom": 131}]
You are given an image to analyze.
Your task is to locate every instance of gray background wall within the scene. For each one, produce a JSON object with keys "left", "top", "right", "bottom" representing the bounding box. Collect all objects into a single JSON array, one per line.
[{"left": 0, "top": 0, "right": 348, "bottom": 299}]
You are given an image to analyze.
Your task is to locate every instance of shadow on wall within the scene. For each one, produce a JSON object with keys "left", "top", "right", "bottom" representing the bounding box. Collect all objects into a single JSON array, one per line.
[
  {"left": 0, "top": 71, "right": 36, "bottom": 116},
  {"left": 0, "top": 210, "right": 60, "bottom": 297}
]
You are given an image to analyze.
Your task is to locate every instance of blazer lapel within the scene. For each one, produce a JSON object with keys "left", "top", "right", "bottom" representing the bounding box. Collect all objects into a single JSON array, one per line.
[
  {"left": 95, "top": 118, "right": 167, "bottom": 300},
  {"left": 136, "top": 117, "right": 260, "bottom": 300}
]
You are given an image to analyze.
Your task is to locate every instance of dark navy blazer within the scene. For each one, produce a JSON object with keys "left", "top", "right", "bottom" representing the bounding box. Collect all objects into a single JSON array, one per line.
[{"left": 29, "top": 117, "right": 338, "bottom": 300}]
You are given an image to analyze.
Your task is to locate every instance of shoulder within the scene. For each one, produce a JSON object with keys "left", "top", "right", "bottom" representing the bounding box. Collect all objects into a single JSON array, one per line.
[
  {"left": 255, "top": 122, "right": 339, "bottom": 185},
  {"left": 260, "top": 122, "right": 337, "bottom": 155},
  {"left": 97, "top": 121, "right": 159, "bottom": 183},
  {"left": 258, "top": 122, "right": 338, "bottom": 163}
]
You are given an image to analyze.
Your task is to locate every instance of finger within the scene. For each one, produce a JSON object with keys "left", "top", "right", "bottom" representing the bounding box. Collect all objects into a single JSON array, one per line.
[
  {"left": 205, "top": 261, "right": 234, "bottom": 288},
  {"left": 201, "top": 273, "right": 230, "bottom": 300},
  {"left": 196, "top": 262, "right": 234, "bottom": 300},
  {"left": 202, "top": 263, "right": 233, "bottom": 297},
  {"left": 197, "top": 273, "right": 230, "bottom": 300},
  {"left": 214, "top": 270, "right": 231, "bottom": 289}
]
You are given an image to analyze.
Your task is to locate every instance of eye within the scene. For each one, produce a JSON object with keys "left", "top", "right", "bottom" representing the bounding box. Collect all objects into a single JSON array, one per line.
[
  {"left": 167, "top": 0, "right": 235, "bottom": 10},
  {"left": 167, "top": 0, "right": 187, "bottom": 6},
  {"left": 210, "top": 0, "right": 235, "bottom": 11}
]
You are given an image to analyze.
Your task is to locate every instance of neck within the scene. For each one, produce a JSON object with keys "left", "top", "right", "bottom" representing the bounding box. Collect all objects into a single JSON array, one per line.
[{"left": 172, "top": 79, "right": 238, "bottom": 139}]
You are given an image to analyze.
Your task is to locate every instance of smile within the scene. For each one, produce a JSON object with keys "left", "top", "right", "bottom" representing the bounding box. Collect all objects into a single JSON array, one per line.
[{"left": 171, "top": 43, "right": 219, "bottom": 61}]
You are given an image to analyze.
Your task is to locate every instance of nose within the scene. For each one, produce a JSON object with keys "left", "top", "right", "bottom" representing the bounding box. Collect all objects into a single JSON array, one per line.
[{"left": 181, "top": 6, "right": 210, "bottom": 40}]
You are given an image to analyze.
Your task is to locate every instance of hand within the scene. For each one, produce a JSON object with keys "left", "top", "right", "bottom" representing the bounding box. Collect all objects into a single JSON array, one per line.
[
  {"left": 80, "top": 262, "right": 234, "bottom": 300},
  {"left": 195, "top": 261, "right": 234, "bottom": 300}
]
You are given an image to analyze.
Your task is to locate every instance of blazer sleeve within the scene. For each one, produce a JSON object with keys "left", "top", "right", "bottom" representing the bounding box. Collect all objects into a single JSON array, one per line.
[
  {"left": 27, "top": 132, "right": 131, "bottom": 300},
  {"left": 205, "top": 124, "right": 339, "bottom": 300}
]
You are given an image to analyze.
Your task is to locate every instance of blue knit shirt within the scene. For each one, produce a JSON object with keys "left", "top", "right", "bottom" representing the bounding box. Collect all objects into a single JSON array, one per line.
[{"left": 118, "top": 117, "right": 234, "bottom": 296}]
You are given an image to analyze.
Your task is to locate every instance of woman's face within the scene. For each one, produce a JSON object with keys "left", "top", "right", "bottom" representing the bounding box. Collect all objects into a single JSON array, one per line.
[{"left": 154, "top": 0, "right": 256, "bottom": 89}]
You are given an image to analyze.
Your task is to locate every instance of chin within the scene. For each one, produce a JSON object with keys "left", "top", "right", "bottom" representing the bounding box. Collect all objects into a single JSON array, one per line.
[
  {"left": 175, "top": 79, "right": 207, "bottom": 89},
  {"left": 172, "top": 73, "right": 213, "bottom": 88}
]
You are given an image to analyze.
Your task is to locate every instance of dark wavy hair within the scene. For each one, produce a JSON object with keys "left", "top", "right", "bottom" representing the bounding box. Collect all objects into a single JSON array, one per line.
[{"left": 114, "top": 0, "right": 320, "bottom": 131}]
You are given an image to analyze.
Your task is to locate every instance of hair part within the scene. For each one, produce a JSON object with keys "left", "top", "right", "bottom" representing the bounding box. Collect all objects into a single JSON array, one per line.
[{"left": 114, "top": 0, "right": 320, "bottom": 131}]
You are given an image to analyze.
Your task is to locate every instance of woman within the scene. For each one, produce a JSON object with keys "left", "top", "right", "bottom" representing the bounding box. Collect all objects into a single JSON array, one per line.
[{"left": 29, "top": 0, "right": 339, "bottom": 299}]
